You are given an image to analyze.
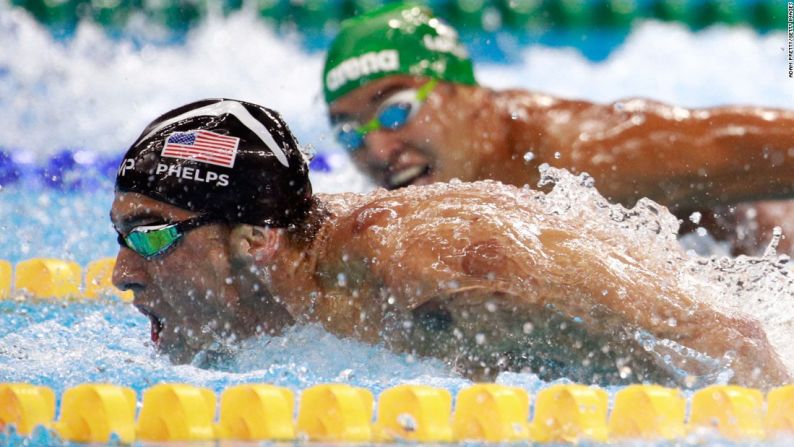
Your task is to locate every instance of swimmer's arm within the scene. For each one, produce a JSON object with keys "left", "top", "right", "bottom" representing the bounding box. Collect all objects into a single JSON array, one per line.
[
  {"left": 348, "top": 211, "right": 788, "bottom": 387},
  {"left": 542, "top": 99, "right": 794, "bottom": 211},
  {"left": 533, "top": 228, "right": 789, "bottom": 387}
]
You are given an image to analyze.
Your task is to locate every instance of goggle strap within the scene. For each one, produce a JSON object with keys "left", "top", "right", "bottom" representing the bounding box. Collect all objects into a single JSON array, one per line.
[
  {"left": 172, "top": 214, "right": 224, "bottom": 233},
  {"left": 416, "top": 79, "right": 438, "bottom": 101},
  {"left": 358, "top": 116, "right": 381, "bottom": 134}
]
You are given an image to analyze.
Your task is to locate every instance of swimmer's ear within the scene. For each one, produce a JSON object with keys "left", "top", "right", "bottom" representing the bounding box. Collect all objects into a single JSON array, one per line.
[{"left": 229, "top": 225, "right": 282, "bottom": 266}]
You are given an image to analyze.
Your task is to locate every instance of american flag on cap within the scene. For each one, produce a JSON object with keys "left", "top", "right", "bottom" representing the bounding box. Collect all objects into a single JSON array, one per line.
[{"left": 161, "top": 130, "right": 239, "bottom": 168}]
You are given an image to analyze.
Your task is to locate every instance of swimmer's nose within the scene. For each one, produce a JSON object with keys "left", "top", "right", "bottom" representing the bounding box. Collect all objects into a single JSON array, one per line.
[
  {"left": 363, "top": 131, "right": 404, "bottom": 168},
  {"left": 112, "top": 247, "right": 146, "bottom": 293}
]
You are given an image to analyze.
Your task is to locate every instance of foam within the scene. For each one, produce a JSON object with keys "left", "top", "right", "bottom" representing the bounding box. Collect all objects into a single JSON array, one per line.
[{"left": 0, "top": 6, "right": 790, "bottom": 163}]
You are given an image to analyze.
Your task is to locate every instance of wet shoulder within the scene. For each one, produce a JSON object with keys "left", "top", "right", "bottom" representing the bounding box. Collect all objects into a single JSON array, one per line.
[{"left": 316, "top": 182, "right": 544, "bottom": 249}]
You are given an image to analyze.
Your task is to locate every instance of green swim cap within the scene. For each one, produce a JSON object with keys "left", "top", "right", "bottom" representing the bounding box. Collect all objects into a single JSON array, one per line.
[{"left": 323, "top": 2, "right": 476, "bottom": 104}]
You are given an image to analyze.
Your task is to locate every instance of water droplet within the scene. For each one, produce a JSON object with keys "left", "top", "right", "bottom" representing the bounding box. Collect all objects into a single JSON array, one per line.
[
  {"left": 475, "top": 333, "right": 486, "bottom": 345},
  {"left": 397, "top": 413, "right": 417, "bottom": 432},
  {"left": 554, "top": 151, "right": 561, "bottom": 159},
  {"left": 336, "top": 368, "right": 354, "bottom": 380},
  {"left": 689, "top": 211, "right": 702, "bottom": 224},
  {"left": 523, "top": 151, "right": 535, "bottom": 162},
  {"left": 522, "top": 322, "right": 534, "bottom": 334}
]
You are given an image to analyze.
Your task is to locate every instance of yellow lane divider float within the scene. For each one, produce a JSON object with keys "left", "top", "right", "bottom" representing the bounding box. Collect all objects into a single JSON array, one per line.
[
  {"left": 84, "top": 258, "right": 133, "bottom": 301},
  {"left": 767, "top": 385, "right": 794, "bottom": 438},
  {"left": 137, "top": 384, "right": 217, "bottom": 442},
  {"left": 1, "top": 257, "right": 130, "bottom": 301},
  {"left": 374, "top": 384, "right": 452, "bottom": 442},
  {"left": 0, "top": 384, "right": 55, "bottom": 435},
  {"left": 608, "top": 384, "right": 686, "bottom": 440},
  {"left": 690, "top": 385, "right": 765, "bottom": 440},
  {"left": 54, "top": 384, "right": 137, "bottom": 443},
  {"left": 14, "top": 258, "right": 81, "bottom": 299},
  {"left": 217, "top": 384, "right": 295, "bottom": 441},
  {"left": 4, "top": 383, "right": 794, "bottom": 443},
  {"left": 297, "top": 384, "right": 373, "bottom": 442},
  {"left": 530, "top": 383, "right": 609, "bottom": 443},
  {"left": 0, "top": 260, "right": 11, "bottom": 299},
  {"left": 453, "top": 383, "right": 529, "bottom": 442}
]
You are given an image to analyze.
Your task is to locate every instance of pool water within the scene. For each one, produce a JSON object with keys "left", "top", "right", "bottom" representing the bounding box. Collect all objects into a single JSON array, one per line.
[{"left": 2, "top": 2, "right": 794, "bottom": 444}]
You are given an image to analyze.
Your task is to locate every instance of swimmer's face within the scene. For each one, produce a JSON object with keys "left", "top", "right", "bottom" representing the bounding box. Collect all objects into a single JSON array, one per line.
[
  {"left": 329, "top": 75, "right": 487, "bottom": 189},
  {"left": 110, "top": 192, "right": 255, "bottom": 363}
]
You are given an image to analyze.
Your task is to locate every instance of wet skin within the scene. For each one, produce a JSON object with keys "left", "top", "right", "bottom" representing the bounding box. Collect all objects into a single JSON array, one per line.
[
  {"left": 329, "top": 75, "right": 794, "bottom": 253},
  {"left": 110, "top": 192, "right": 294, "bottom": 364},
  {"left": 329, "top": 76, "right": 499, "bottom": 189},
  {"left": 112, "top": 184, "right": 788, "bottom": 387},
  {"left": 701, "top": 200, "right": 794, "bottom": 256}
]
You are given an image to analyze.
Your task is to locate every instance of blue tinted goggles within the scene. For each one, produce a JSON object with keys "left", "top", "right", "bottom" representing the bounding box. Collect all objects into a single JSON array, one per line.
[{"left": 334, "top": 79, "right": 438, "bottom": 153}]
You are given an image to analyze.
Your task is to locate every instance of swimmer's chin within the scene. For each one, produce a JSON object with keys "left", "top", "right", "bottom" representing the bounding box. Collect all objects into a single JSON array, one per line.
[
  {"left": 162, "top": 344, "right": 236, "bottom": 369},
  {"left": 164, "top": 347, "right": 195, "bottom": 364},
  {"left": 155, "top": 332, "right": 201, "bottom": 364},
  {"left": 159, "top": 334, "right": 238, "bottom": 368}
]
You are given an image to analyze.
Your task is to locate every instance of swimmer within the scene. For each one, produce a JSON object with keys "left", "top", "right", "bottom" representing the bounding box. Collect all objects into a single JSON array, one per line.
[
  {"left": 111, "top": 98, "right": 788, "bottom": 387},
  {"left": 323, "top": 3, "right": 794, "bottom": 255}
]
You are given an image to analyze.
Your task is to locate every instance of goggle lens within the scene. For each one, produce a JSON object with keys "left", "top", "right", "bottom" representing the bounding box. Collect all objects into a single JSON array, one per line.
[
  {"left": 116, "top": 214, "right": 220, "bottom": 260},
  {"left": 122, "top": 225, "right": 181, "bottom": 259},
  {"left": 333, "top": 79, "right": 436, "bottom": 153},
  {"left": 378, "top": 102, "right": 413, "bottom": 130},
  {"left": 336, "top": 126, "right": 365, "bottom": 152}
]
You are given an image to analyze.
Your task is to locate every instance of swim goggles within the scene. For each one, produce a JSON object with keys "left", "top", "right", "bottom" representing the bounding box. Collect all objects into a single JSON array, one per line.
[
  {"left": 116, "top": 214, "right": 220, "bottom": 259},
  {"left": 334, "top": 79, "right": 438, "bottom": 152}
]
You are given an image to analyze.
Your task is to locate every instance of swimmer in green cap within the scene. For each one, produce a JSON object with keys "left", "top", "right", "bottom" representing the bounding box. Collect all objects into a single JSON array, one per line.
[
  {"left": 324, "top": 2, "right": 794, "bottom": 256},
  {"left": 112, "top": 98, "right": 789, "bottom": 387}
]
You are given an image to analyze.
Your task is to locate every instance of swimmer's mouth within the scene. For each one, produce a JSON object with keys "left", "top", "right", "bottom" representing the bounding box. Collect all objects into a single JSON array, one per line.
[
  {"left": 387, "top": 165, "right": 431, "bottom": 189},
  {"left": 138, "top": 307, "right": 163, "bottom": 346}
]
